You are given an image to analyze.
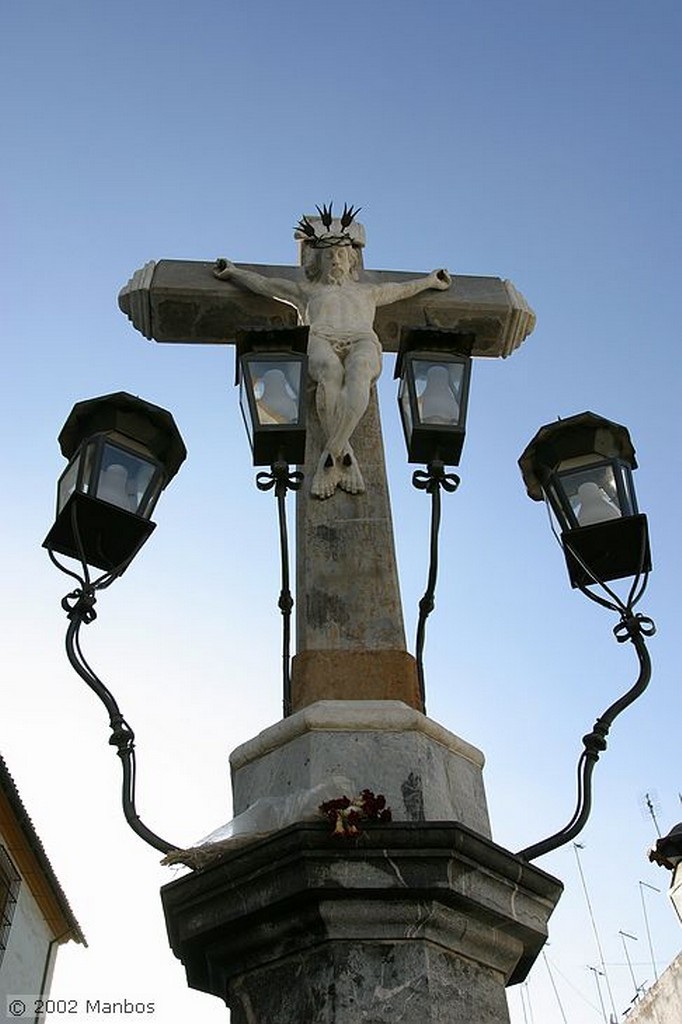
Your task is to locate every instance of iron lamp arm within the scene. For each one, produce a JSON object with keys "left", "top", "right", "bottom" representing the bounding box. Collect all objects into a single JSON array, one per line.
[
  {"left": 63, "top": 590, "right": 179, "bottom": 857},
  {"left": 412, "top": 460, "right": 460, "bottom": 713},
  {"left": 255, "top": 459, "right": 303, "bottom": 717},
  {"left": 517, "top": 612, "right": 654, "bottom": 862}
]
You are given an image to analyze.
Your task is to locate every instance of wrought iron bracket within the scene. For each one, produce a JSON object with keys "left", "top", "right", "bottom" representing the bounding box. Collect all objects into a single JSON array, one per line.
[
  {"left": 517, "top": 607, "right": 655, "bottom": 862},
  {"left": 47, "top": 524, "right": 179, "bottom": 857},
  {"left": 412, "top": 459, "right": 461, "bottom": 713},
  {"left": 254, "top": 459, "right": 303, "bottom": 717}
]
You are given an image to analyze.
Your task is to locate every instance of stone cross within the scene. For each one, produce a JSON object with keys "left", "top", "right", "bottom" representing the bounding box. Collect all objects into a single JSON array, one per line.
[{"left": 119, "top": 216, "right": 535, "bottom": 713}]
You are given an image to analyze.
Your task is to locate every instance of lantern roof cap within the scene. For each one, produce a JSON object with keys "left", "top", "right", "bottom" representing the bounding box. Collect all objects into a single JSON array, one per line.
[
  {"left": 394, "top": 327, "right": 476, "bottom": 379},
  {"left": 58, "top": 392, "right": 187, "bottom": 481},
  {"left": 649, "top": 822, "right": 682, "bottom": 870},
  {"left": 234, "top": 325, "right": 309, "bottom": 385},
  {"left": 519, "top": 411, "right": 638, "bottom": 502}
]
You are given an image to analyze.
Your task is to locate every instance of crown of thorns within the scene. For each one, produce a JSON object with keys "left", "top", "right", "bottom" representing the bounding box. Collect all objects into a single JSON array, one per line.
[{"left": 295, "top": 202, "right": 362, "bottom": 248}]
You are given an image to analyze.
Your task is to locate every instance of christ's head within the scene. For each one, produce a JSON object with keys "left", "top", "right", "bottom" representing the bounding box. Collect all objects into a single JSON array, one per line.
[{"left": 302, "top": 242, "right": 362, "bottom": 284}]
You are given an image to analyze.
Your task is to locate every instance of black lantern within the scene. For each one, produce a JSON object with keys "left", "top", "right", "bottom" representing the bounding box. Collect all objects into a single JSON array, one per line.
[
  {"left": 395, "top": 329, "right": 474, "bottom": 466},
  {"left": 236, "top": 327, "right": 308, "bottom": 467},
  {"left": 649, "top": 823, "right": 682, "bottom": 925},
  {"left": 44, "top": 392, "right": 186, "bottom": 572},
  {"left": 519, "top": 411, "right": 651, "bottom": 588}
]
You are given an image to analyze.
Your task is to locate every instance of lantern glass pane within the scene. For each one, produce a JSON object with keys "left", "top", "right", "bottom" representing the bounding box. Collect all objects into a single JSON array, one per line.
[
  {"left": 57, "top": 441, "right": 97, "bottom": 512},
  {"left": 544, "top": 478, "right": 565, "bottom": 527},
  {"left": 557, "top": 463, "right": 627, "bottom": 527},
  {"left": 245, "top": 359, "right": 302, "bottom": 426},
  {"left": 94, "top": 442, "right": 158, "bottom": 517},
  {"left": 412, "top": 360, "right": 463, "bottom": 426},
  {"left": 137, "top": 473, "right": 164, "bottom": 519},
  {"left": 57, "top": 456, "right": 80, "bottom": 514},
  {"left": 239, "top": 376, "right": 254, "bottom": 449},
  {"left": 80, "top": 441, "right": 96, "bottom": 495},
  {"left": 620, "top": 465, "right": 639, "bottom": 515},
  {"left": 398, "top": 376, "right": 413, "bottom": 437}
]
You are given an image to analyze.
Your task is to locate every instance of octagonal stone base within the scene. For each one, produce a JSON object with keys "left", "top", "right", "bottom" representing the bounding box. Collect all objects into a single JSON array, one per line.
[
  {"left": 162, "top": 822, "right": 562, "bottom": 1024},
  {"left": 230, "top": 700, "right": 492, "bottom": 838}
]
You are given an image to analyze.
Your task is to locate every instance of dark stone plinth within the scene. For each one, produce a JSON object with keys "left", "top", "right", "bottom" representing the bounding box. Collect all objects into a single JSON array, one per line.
[{"left": 161, "top": 822, "right": 562, "bottom": 1023}]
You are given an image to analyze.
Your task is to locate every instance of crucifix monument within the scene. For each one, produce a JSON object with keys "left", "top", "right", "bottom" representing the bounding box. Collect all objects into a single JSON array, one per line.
[
  {"left": 120, "top": 207, "right": 557, "bottom": 1024},
  {"left": 119, "top": 204, "right": 536, "bottom": 713},
  {"left": 121, "top": 208, "right": 560, "bottom": 1024}
]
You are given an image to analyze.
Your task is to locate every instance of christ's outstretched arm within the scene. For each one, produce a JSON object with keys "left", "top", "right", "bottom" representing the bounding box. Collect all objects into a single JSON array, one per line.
[
  {"left": 372, "top": 269, "right": 451, "bottom": 307},
  {"left": 213, "top": 259, "right": 304, "bottom": 309}
]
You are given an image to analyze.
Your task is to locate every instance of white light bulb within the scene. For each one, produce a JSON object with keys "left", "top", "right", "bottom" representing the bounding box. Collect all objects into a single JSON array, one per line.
[
  {"left": 256, "top": 369, "right": 298, "bottom": 424},
  {"left": 576, "top": 481, "right": 621, "bottom": 526},
  {"left": 98, "top": 464, "right": 134, "bottom": 511},
  {"left": 419, "top": 366, "right": 460, "bottom": 424}
]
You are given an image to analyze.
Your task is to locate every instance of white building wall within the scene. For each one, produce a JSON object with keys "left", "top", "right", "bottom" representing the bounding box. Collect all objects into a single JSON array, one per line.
[
  {"left": 0, "top": 882, "right": 52, "bottom": 1007},
  {"left": 627, "top": 952, "right": 682, "bottom": 1024}
]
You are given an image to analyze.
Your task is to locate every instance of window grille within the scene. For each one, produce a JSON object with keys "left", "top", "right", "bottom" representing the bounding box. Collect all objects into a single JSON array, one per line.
[{"left": 0, "top": 844, "right": 21, "bottom": 967}]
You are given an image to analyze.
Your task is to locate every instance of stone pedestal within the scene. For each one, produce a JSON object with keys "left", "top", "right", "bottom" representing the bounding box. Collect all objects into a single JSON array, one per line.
[
  {"left": 230, "top": 700, "right": 492, "bottom": 838},
  {"left": 161, "top": 702, "right": 561, "bottom": 1021},
  {"left": 161, "top": 822, "right": 562, "bottom": 1023}
]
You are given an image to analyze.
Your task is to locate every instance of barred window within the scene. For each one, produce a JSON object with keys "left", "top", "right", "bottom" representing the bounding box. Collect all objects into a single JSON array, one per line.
[{"left": 0, "top": 844, "right": 21, "bottom": 966}]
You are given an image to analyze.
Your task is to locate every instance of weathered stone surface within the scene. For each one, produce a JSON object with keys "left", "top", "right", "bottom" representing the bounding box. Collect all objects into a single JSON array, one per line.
[
  {"left": 229, "top": 938, "right": 511, "bottom": 1023},
  {"left": 230, "top": 700, "right": 492, "bottom": 838},
  {"left": 291, "top": 649, "right": 421, "bottom": 710},
  {"left": 161, "top": 822, "right": 562, "bottom": 1023},
  {"left": 119, "top": 260, "right": 535, "bottom": 357},
  {"left": 626, "top": 952, "right": 682, "bottom": 1024},
  {"left": 119, "top": 255, "right": 537, "bottom": 693},
  {"left": 295, "top": 387, "right": 408, "bottom": 660}
]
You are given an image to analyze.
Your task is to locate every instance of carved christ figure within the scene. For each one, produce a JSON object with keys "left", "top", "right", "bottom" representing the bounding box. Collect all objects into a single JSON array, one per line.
[{"left": 214, "top": 206, "right": 451, "bottom": 498}]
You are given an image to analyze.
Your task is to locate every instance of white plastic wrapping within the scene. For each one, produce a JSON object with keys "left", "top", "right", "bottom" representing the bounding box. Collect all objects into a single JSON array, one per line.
[{"left": 163, "top": 775, "right": 354, "bottom": 870}]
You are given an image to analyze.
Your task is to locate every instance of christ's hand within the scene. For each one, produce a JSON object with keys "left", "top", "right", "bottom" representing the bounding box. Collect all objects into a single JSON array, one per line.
[
  {"left": 431, "top": 269, "right": 452, "bottom": 289},
  {"left": 213, "top": 258, "right": 235, "bottom": 279}
]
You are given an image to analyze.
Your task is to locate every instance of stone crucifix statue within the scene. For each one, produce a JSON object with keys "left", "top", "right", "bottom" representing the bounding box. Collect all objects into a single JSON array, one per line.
[
  {"left": 213, "top": 204, "right": 451, "bottom": 498},
  {"left": 119, "top": 208, "right": 535, "bottom": 709}
]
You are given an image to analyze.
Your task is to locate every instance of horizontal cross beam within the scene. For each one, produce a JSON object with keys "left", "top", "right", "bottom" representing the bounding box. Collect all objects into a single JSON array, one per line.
[{"left": 119, "top": 260, "right": 535, "bottom": 358}]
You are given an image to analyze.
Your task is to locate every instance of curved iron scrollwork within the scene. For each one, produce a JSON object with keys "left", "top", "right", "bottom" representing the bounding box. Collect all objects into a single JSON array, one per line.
[
  {"left": 49, "top": 544, "right": 178, "bottom": 856},
  {"left": 255, "top": 459, "right": 303, "bottom": 717},
  {"left": 412, "top": 460, "right": 461, "bottom": 713},
  {"left": 46, "top": 498, "right": 178, "bottom": 855},
  {"left": 517, "top": 524, "right": 656, "bottom": 862}
]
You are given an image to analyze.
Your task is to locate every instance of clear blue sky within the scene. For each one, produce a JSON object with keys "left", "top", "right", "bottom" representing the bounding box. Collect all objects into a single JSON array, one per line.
[{"left": 2, "top": 2, "right": 681, "bottom": 1022}]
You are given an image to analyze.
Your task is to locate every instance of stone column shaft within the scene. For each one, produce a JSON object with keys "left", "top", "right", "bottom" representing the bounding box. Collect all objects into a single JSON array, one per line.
[{"left": 292, "top": 389, "right": 421, "bottom": 710}]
